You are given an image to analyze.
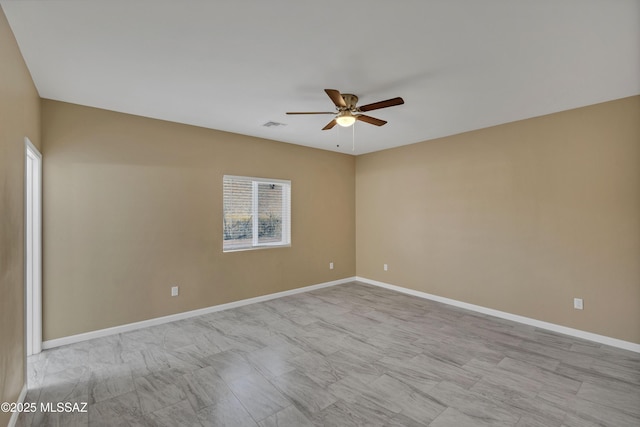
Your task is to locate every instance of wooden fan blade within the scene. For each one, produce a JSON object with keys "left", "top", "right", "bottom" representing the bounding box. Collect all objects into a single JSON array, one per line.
[
  {"left": 286, "top": 112, "right": 335, "bottom": 115},
  {"left": 356, "top": 115, "right": 387, "bottom": 126},
  {"left": 322, "top": 119, "right": 337, "bottom": 130},
  {"left": 358, "top": 97, "right": 404, "bottom": 112},
  {"left": 325, "top": 89, "right": 346, "bottom": 108}
]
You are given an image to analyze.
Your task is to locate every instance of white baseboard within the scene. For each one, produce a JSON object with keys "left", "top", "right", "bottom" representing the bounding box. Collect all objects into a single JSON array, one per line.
[
  {"left": 356, "top": 276, "right": 640, "bottom": 354},
  {"left": 42, "top": 275, "right": 640, "bottom": 354},
  {"left": 43, "top": 277, "right": 355, "bottom": 350},
  {"left": 7, "top": 384, "right": 27, "bottom": 427}
]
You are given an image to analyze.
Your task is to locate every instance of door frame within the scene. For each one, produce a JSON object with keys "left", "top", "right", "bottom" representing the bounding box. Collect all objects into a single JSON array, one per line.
[{"left": 25, "top": 137, "right": 42, "bottom": 356}]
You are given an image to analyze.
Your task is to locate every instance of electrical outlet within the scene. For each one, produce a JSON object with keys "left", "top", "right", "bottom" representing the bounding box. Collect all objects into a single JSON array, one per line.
[
  {"left": 383, "top": 264, "right": 388, "bottom": 271},
  {"left": 573, "top": 298, "right": 583, "bottom": 310},
  {"left": 171, "top": 286, "right": 179, "bottom": 297},
  {"left": 329, "top": 262, "right": 334, "bottom": 270}
]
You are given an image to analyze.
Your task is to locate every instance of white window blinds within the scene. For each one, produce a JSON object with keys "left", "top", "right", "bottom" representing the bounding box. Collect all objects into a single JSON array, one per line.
[{"left": 223, "top": 175, "right": 291, "bottom": 251}]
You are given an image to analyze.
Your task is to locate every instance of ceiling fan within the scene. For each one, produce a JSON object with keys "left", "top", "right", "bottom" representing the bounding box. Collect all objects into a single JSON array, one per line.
[{"left": 287, "top": 89, "right": 404, "bottom": 130}]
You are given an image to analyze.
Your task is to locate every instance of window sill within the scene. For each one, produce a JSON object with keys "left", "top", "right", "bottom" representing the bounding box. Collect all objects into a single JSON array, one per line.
[{"left": 223, "top": 244, "right": 291, "bottom": 253}]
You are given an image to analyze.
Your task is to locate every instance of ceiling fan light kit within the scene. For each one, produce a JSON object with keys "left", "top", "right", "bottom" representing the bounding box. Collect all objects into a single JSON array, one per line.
[
  {"left": 336, "top": 111, "right": 356, "bottom": 127},
  {"left": 286, "top": 89, "right": 404, "bottom": 131}
]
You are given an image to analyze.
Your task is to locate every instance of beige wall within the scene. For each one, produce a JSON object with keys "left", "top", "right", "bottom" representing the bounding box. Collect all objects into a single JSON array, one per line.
[
  {"left": 356, "top": 96, "right": 640, "bottom": 344},
  {"left": 0, "top": 6, "right": 41, "bottom": 426},
  {"left": 41, "top": 100, "right": 355, "bottom": 340}
]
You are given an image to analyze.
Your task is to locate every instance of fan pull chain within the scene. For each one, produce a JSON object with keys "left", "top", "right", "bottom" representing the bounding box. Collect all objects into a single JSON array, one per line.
[{"left": 352, "top": 122, "right": 355, "bottom": 152}]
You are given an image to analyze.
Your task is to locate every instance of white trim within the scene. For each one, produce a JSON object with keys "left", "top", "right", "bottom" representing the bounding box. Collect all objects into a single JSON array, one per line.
[
  {"left": 7, "top": 384, "right": 28, "bottom": 427},
  {"left": 24, "top": 138, "right": 42, "bottom": 356},
  {"left": 223, "top": 174, "right": 290, "bottom": 185},
  {"left": 42, "top": 277, "right": 355, "bottom": 350},
  {"left": 356, "top": 276, "right": 640, "bottom": 354},
  {"left": 251, "top": 180, "right": 259, "bottom": 246}
]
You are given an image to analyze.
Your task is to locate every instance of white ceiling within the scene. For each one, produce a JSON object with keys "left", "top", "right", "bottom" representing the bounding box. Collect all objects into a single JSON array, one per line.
[{"left": 3, "top": 1, "right": 639, "bottom": 155}]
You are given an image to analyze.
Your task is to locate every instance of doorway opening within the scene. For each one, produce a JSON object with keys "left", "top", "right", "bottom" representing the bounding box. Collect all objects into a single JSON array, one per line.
[{"left": 25, "top": 138, "right": 42, "bottom": 356}]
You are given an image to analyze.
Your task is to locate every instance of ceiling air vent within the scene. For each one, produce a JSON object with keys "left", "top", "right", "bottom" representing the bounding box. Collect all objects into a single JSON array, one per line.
[{"left": 262, "top": 121, "right": 287, "bottom": 127}]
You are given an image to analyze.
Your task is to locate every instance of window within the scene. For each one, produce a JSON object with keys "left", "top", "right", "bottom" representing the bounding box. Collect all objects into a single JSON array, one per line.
[{"left": 223, "top": 175, "right": 291, "bottom": 251}]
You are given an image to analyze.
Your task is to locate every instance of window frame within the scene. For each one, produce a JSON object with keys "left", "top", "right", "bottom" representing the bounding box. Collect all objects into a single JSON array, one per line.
[{"left": 223, "top": 175, "right": 291, "bottom": 252}]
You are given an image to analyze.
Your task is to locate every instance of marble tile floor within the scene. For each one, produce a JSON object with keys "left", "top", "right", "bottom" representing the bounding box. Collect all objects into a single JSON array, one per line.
[{"left": 16, "top": 282, "right": 640, "bottom": 426}]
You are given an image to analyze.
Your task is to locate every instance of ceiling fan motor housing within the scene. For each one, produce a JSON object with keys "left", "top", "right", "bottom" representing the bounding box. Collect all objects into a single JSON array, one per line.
[{"left": 340, "top": 94, "right": 359, "bottom": 111}]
